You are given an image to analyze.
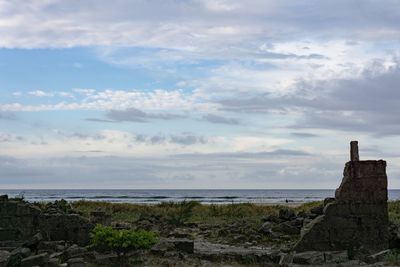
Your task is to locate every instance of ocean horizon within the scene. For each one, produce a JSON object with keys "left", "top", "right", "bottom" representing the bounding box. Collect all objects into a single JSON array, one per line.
[{"left": 2, "top": 189, "right": 400, "bottom": 204}]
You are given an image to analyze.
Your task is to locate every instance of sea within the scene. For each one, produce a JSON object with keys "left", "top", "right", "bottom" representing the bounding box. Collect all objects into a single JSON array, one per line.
[{"left": 1, "top": 189, "right": 400, "bottom": 204}]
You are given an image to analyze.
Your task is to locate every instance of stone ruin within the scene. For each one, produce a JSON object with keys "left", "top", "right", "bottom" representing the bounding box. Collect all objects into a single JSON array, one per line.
[
  {"left": 294, "top": 141, "right": 389, "bottom": 252},
  {"left": 0, "top": 196, "right": 93, "bottom": 246}
]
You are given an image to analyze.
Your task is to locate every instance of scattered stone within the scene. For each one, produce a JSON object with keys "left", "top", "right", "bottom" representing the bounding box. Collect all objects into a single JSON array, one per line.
[
  {"left": 67, "top": 257, "right": 86, "bottom": 267},
  {"left": 11, "top": 247, "right": 31, "bottom": 258},
  {"left": 324, "top": 197, "right": 335, "bottom": 207},
  {"left": 293, "top": 251, "right": 325, "bottom": 265},
  {"left": 324, "top": 250, "right": 348, "bottom": 263},
  {"left": 273, "top": 222, "right": 300, "bottom": 235},
  {"left": 23, "top": 232, "right": 43, "bottom": 252},
  {"left": 171, "top": 239, "right": 194, "bottom": 254},
  {"left": 258, "top": 222, "right": 274, "bottom": 235},
  {"left": 279, "top": 252, "right": 294, "bottom": 266},
  {"left": 365, "top": 249, "right": 391, "bottom": 263},
  {"left": 61, "top": 244, "right": 88, "bottom": 261},
  {"left": 279, "top": 208, "right": 296, "bottom": 221},
  {"left": 262, "top": 214, "right": 281, "bottom": 223},
  {"left": 0, "top": 250, "right": 10, "bottom": 266},
  {"left": 90, "top": 211, "right": 111, "bottom": 226},
  {"left": 20, "top": 252, "right": 49, "bottom": 267},
  {"left": 309, "top": 205, "right": 324, "bottom": 216}
]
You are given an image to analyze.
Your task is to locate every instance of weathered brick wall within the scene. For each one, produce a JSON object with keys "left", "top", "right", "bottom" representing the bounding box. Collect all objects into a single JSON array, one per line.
[
  {"left": 0, "top": 196, "right": 93, "bottom": 245},
  {"left": 294, "top": 143, "right": 389, "bottom": 252}
]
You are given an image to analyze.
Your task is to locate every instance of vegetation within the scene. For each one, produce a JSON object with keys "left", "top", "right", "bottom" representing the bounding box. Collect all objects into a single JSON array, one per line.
[
  {"left": 90, "top": 224, "right": 158, "bottom": 266},
  {"left": 75, "top": 200, "right": 400, "bottom": 226},
  {"left": 384, "top": 249, "right": 400, "bottom": 265},
  {"left": 389, "top": 200, "right": 400, "bottom": 225}
]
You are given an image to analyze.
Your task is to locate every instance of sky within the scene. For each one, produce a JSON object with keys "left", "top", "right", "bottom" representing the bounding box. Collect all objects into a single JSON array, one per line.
[{"left": 1, "top": 0, "right": 400, "bottom": 189}]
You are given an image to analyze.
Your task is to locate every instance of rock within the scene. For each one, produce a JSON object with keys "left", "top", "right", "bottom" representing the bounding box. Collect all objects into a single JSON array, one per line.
[
  {"left": 47, "top": 257, "right": 61, "bottom": 267},
  {"left": 61, "top": 244, "right": 88, "bottom": 261},
  {"left": 310, "top": 205, "right": 324, "bottom": 215},
  {"left": 7, "top": 247, "right": 31, "bottom": 266},
  {"left": 23, "top": 232, "right": 43, "bottom": 251},
  {"left": 0, "top": 250, "right": 10, "bottom": 267},
  {"left": 258, "top": 222, "right": 275, "bottom": 235},
  {"left": 293, "top": 251, "right": 325, "bottom": 265},
  {"left": 278, "top": 208, "right": 296, "bottom": 221},
  {"left": 366, "top": 249, "right": 391, "bottom": 263},
  {"left": 324, "top": 197, "right": 335, "bottom": 207},
  {"left": 20, "top": 252, "right": 49, "bottom": 267},
  {"left": 93, "top": 253, "right": 118, "bottom": 266},
  {"left": 171, "top": 239, "right": 194, "bottom": 254},
  {"left": 90, "top": 211, "right": 111, "bottom": 226},
  {"left": 324, "top": 250, "right": 348, "bottom": 263},
  {"left": 11, "top": 247, "right": 31, "bottom": 258},
  {"left": 262, "top": 214, "right": 281, "bottom": 223},
  {"left": 279, "top": 252, "right": 293, "bottom": 266},
  {"left": 168, "top": 228, "right": 192, "bottom": 239},
  {"left": 294, "top": 141, "right": 389, "bottom": 252},
  {"left": 67, "top": 257, "right": 86, "bottom": 267},
  {"left": 38, "top": 240, "right": 66, "bottom": 252},
  {"left": 273, "top": 222, "right": 300, "bottom": 235}
]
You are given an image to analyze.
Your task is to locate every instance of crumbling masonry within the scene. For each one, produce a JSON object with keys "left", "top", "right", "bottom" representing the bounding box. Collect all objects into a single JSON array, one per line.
[{"left": 294, "top": 141, "right": 389, "bottom": 252}]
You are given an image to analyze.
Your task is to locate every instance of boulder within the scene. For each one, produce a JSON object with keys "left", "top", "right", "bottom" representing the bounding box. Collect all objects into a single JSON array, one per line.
[
  {"left": 278, "top": 208, "right": 296, "bottom": 221},
  {"left": 20, "top": 252, "right": 49, "bottom": 267},
  {"left": 273, "top": 222, "right": 300, "bottom": 235},
  {"left": 67, "top": 257, "right": 86, "bottom": 267},
  {"left": 279, "top": 252, "right": 293, "bottom": 266},
  {"left": 365, "top": 249, "right": 391, "bottom": 263},
  {"left": 90, "top": 211, "right": 111, "bottom": 226},
  {"left": 0, "top": 250, "right": 10, "bottom": 267},
  {"left": 171, "top": 238, "right": 194, "bottom": 254},
  {"left": 293, "top": 251, "right": 325, "bottom": 265},
  {"left": 23, "top": 232, "right": 43, "bottom": 251}
]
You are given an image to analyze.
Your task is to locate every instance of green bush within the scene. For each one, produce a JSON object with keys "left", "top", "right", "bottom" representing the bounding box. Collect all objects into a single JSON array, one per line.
[
  {"left": 159, "top": 200, "right": 200, "bottom": 226},
  {"left": 384, "top": 249, "right": 400, "bottom": 265},
  {"left": 90, "top": 224, "right": 158, "bottom": 265}
]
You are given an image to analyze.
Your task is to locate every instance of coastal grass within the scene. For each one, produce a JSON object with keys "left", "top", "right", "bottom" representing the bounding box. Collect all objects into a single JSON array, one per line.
[
  {"left": 73, "top": 200, "right": 400, "bottom": 226},
  {"left": 73, "top": 200, "right": 322, "bottom": 225}
]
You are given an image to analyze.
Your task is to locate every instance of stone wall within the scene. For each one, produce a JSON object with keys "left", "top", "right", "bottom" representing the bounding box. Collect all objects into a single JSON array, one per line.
[
  {"left": 0, "top": 196, "right": 93, "bottom": 246},
  {"left": 294, "top": 141, "right": 389, "bottom": 252}
]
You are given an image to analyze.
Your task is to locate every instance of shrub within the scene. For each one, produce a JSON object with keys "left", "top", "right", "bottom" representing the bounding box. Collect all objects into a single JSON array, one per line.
[
  {"left": 160, "top": 201, "right": 200, "bottom": 226},
  {"left": 90, "top": 224, "right": 158, "bottom": 265}
]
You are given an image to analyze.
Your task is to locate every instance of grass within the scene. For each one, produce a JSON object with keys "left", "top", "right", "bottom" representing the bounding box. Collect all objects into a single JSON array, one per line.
[
  {"left": 73, "top": 200, "right": 290, "bottom": 225},
  {"left": 73, "top": 200, "right": 400, "bottom": 230},
  {"left": 389, "top": 200, "right": 400, "bottom": 225}
]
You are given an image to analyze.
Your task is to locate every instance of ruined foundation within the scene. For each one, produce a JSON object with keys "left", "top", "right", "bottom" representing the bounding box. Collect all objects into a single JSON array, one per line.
[
  {"left": 294, "top": 141, "right": 389, "bottom": 252},
  {"left": 0, "top": 197, "right": 93, "bottom": 245}
]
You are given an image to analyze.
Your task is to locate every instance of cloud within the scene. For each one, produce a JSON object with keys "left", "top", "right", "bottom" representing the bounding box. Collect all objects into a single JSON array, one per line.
[
  {"left": 202, "top": 114, "right": 240, "bottom": 125},
  {"left": 105, "top": 108, "right": 183, "bottom": 123},
  {"left": 174, "top": 149, "right": 312, "bottom": 159},
  {"left": 28, "top": 90, "right": 53, "bottom": 97},
  {"left": 291, "top": 132, "right": 319, "bottom": 138},
  {"left": 1, "top": 0, "right": 399, "bottom": 50},
  {"left": 170, "top": 134, "right": 207, "bottom": 146},
  {"left": 134, "top": 133, "right": 207, "bottom": 146},
  {"left": 0, "top": 112, "right": 17, "bottom": 120},
  {"left": 0, "top": 153, "right": 341, "bottom": 189},
  {"left": 219, "top": 60, "right": 400, "bottom": 136},
  {"left": 0, "top": 89, "right": 212, "bottom": 112}
]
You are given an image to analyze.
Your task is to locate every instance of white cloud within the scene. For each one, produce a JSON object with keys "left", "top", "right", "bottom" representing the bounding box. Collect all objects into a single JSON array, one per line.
[{"left": 28, "top": 90, "right": 53, "bottom": 97}]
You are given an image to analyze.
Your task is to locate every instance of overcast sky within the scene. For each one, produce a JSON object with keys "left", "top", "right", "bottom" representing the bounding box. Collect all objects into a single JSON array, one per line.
[{"left": 1, "top": 0, "right": 400, "bottom": 189}]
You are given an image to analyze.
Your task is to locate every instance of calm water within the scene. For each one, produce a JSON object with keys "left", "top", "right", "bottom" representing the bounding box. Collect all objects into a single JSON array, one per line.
[{"left": 1, "top": 189, "right": 400, "bottom": 204}]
